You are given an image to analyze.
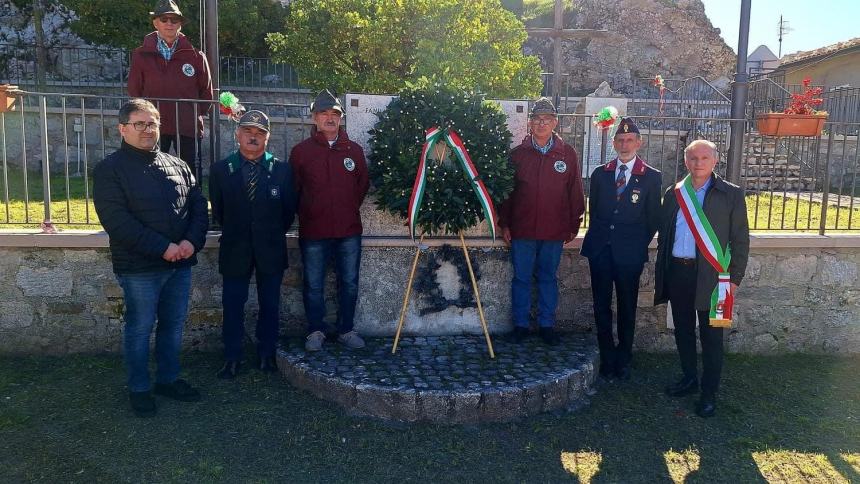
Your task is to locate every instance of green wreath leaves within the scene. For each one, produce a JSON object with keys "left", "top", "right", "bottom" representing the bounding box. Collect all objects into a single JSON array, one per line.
[{"left": 368, "top": 85, "right": 516, "bottom": 235}]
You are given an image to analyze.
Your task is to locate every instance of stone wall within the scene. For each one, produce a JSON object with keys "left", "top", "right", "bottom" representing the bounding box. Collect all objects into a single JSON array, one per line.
[{"left": 1, "top": 232, "right": 858, "bottom": 355}]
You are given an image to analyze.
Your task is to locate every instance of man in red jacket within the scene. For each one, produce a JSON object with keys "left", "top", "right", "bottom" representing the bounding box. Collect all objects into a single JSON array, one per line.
[
  {"left": 289, "top": 90, "right": 370, "bottom": 352},
  {"left": 498, "top": 97, "right": 585, "bottom": 345},
  {"left": 128, "top": 0, "right": 213, "bottom": 176}
]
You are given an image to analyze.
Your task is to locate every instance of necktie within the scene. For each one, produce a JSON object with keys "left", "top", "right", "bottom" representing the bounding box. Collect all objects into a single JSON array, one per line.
[
  {"left": 615, "top": 164, "right": 628, "bottom": 200},
  {"left": 247, "top": 162, "right": 259, "bottom": 201}
]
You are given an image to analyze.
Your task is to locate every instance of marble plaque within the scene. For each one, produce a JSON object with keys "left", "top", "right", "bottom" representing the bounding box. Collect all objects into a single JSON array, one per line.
[
  {"left": 345, "top": 93, "right": 396, "bottom": 154},
  {"left": 581, "top": 97, "right": 628, "bottom": 177},
  {"left": 488, "top": 99, "right": 528, "bottom": 147},
  {"left": 345, "top": 93, "right": 529, "bottom": 154}
]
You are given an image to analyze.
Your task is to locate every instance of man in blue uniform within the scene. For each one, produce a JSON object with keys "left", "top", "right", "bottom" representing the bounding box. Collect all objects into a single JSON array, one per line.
[
  {"left": 581, "top": 118, "right": 662, "bottom": 380},
  {"left": 209, "top": 111, "right": 297, "bottom": 378}
]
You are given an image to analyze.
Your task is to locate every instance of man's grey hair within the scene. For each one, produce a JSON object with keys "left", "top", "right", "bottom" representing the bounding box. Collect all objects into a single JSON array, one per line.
[
  {"left": 684, "top": 139, "right": 718, "bottom": 159},
  {"left": 119, "top": 99, "right": 160, "bottom": 124}
]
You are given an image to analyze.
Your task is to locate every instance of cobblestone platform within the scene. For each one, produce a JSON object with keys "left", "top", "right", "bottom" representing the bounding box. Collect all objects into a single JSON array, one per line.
[{"left": 277, "top": 333, "right": 599, "bottom": 423}]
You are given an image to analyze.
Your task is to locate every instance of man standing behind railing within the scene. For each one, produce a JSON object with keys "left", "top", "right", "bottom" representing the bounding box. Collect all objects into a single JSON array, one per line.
[
  {"left": 128, "top": 0, "right": 212, "bottom": 176},
  {"left": 93, "top": 99, "right": 208, "bottom": 418}
]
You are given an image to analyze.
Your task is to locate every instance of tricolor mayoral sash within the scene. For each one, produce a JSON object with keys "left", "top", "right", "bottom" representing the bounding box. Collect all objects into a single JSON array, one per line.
[{"left": 674, "top": 175, "right": 734, "bottom": 328}]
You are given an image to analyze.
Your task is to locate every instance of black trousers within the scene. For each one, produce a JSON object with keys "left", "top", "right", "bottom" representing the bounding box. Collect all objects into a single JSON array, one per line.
[
  {"left": 222, "top": 267, "right": 284, "bottom": 361},
  {"left": 668, "top": 258, "right": 724, "bottom": 397},
  {"left": 588, "top": 246, "right": 644, "bottom": 371},
  {"left": 160, "top": 135, "right": 200, "bottom": 179}
]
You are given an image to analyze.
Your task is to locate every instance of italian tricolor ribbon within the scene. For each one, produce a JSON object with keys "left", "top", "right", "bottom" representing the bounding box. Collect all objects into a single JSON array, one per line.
[
  {"left": 674, "top": 175, "right": 734, "bottom": 327},
  {"left": 407, "top": 126, "right": 497, "bottom": 241}
]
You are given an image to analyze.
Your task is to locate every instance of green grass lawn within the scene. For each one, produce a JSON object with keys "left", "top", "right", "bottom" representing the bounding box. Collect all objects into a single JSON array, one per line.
[
  {"left": 1, "top": 169, "right": 859, "bottom": 232},
  {"left": 0, "top": 352, "right": 857, "bottom": 482}
]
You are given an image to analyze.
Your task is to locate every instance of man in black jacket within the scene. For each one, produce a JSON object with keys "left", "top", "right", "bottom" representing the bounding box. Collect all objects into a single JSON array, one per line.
[
  {"left": 209, "top": 111, "right": 296, "bottom": 378},
  {"left": 654, "top": 139, "right": 749, "bottom": 418},
  {"left": 93, "top": 98, "right": 208, "bottom": 418}
]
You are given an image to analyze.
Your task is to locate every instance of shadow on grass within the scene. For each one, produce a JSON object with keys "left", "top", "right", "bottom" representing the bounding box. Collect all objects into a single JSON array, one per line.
[{"left": 0, "top": 351, "right": 857, "bottom": 482}]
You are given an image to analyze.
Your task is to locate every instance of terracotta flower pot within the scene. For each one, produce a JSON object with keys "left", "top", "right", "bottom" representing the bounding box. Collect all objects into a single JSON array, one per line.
[
  {"left": 755, "top": 112, "right": 827, "bottom": 137},
  {"left": 0, "top": 85, "right": 20, "bottom": 113}
]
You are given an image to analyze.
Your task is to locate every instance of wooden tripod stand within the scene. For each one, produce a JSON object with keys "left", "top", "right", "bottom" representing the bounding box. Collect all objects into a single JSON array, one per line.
[{"left": 391, "top": 233, "right": 495, "bottom": 358}]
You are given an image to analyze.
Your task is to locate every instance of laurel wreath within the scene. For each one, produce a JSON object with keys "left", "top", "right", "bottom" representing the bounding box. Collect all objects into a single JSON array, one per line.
[{"left": 367, "top": 85, "right": 516, "bottom": 235}]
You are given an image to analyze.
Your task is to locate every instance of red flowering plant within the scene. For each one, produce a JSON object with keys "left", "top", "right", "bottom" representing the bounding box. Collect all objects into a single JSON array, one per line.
[{"left": 784, "top": 77, "right": 826, "bottom": 115}]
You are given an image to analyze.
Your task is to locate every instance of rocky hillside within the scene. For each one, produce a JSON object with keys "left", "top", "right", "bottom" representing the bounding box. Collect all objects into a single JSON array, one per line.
[{"left": 526, "top": 0, "right": 736, "bottom": 96}]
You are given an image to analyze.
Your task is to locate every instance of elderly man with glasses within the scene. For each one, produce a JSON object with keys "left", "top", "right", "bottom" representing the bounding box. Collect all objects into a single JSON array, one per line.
[
  {"left": 497, "top": 97, "right": 585, "bottom": 346},
  {"left": 94, "top": 99, "right": 208, "bottom": 418},
  {"left": 128, "top": 0, "right": 213, "bottom": 176}
]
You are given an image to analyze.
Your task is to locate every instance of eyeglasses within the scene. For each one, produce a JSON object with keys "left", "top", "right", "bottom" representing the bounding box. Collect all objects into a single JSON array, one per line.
[
  {"left": 123, "top": 121, "right": 160, "bottom": 132},
  {"left": 530, "top": 117, "right": 556, "bottom": 126},
  {"left": 158, "top": 16, "right": 182, "bottom": 24}
]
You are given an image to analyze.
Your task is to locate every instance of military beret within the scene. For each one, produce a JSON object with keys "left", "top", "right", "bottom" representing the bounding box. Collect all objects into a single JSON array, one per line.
[{"left": 616, "top": 117, "right": 640, "bottom": 135}]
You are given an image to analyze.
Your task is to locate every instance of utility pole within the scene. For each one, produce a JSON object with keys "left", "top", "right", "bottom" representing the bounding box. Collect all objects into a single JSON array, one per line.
[
  {"left": 203, "top": 0, "right": 220, "bottom": 166},
  {"left": 727, "top": 0, "right": 751, "bottom": 185}
]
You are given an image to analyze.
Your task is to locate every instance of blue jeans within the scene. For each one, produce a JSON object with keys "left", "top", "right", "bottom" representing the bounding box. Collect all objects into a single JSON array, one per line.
[
  {"left": 116, "top": 267, "right": 192, "bottom": 393},
  {"left": 222, "top": 269, "right": 284, "bottom": 360},
  {"left": 300, "top": 235, "right": 361, "bottom": 334},
  {"left": 510, "top": 239, "right": 564, "bottom": 328}
]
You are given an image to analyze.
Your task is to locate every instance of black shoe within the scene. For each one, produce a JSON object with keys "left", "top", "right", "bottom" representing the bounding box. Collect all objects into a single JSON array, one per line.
[
  {"left": 129, "top": 391, "right": 157, "bottom": 418},
  {"left": 598, "top": 364, "right": 615, "bottom": 382},
  {"left": 695, "top": 396, "right": 716, "bottom": 418},
  {"left": 539, "top": 327, "right": 560, "bottom": 346},
  {"left": 153, "top": 379, "right": 201, "bottom": 402},
  {"left": 258, "top": 355, "right": 278, "bottom": 373},
  {"left": 615, "top": 365, "right": 631, "bottom": 381},
  {"left": 665, "top": 376, "right": 699, "bottom": 397},
  {"left": 217, "top": 361, "right": 241, "bottom": 379},
  {"left": 510, "top": 327, "right": 529, "bottom": 343}
]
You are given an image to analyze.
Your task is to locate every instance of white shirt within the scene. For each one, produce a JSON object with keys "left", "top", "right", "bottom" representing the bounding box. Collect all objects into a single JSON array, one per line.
[{"left": 614, "top": 157, "right": 637, "bottom": 188}]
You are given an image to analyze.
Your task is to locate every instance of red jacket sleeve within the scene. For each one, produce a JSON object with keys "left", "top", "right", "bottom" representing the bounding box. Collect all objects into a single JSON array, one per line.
[
  {"left": 127, "top": 50, "right": 143, "bottom": 98},
  {"left": 196, "top": 51, "right": 214, "bottom": 113},
  {"left": 497, "top": 152, "right": 515, "bottom": 228},
  {"left": 355, "top": 148, "right": 370, "bottom": 205}
]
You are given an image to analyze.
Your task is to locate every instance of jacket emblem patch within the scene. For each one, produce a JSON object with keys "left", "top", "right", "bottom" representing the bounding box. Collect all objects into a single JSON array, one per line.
[
  {"left": 182, "top": 63, "right": 195, "bottom": 77},
  {"left": 554, "top": 160, "right": 567, "bottom": 173},
  {"left": 344, "top": 157, "right": 356, "bottom": 172}
]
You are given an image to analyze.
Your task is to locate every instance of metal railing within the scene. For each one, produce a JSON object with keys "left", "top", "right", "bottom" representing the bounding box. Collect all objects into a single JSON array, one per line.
[
  {"left": 0, "top": 89, "right": 858, "bottom": 233},
  {"left": 0, "top": 89, "right": 311, "bottom": 229},
  {"left": 0, "top": 43, "right": 304, "bottom": 91},
  {"left": 628, "top": 76, "right": 732, "bottom": 122}
]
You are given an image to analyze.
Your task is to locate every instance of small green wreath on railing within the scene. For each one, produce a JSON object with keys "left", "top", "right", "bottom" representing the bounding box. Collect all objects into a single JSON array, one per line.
[{"left": 368, "top": 84, "right": 516, "bottom": 236}]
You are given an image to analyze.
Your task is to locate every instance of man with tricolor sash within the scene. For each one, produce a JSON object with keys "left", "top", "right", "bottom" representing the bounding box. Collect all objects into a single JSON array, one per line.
[
  {"left": 498, "top": 97, "right": 586, "bottom": 346},
  {"left": 654, "top": 139, "right": 749, "bottom": 418},
  {"left": 581, "top": 117, "right": 662, "bottom": 381}
]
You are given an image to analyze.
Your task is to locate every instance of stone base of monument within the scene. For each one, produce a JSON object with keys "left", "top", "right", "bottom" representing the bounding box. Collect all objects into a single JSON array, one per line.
[{"left": 277, "top": 333, "right": 599, "bottom": 423}]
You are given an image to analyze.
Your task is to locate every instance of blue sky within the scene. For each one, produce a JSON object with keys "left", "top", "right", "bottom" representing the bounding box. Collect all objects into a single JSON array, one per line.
[{"left": 701, "top": 0, "right": 860, "bottom": 57}]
